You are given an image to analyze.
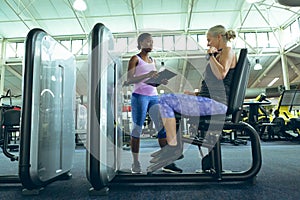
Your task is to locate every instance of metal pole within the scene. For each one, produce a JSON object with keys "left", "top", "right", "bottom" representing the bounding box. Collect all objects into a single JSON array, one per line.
[
  {"left": 0, "top": 39, "right": 6, "bottom": 99},
  {"left": 281, "top": 53, "right": 290, "bottom": 90},
  {"left": 279, "top": 29, "right": 290, "bottom": 90}
]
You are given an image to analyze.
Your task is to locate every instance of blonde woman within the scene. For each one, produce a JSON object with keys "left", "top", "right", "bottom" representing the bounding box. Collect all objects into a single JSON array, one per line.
[{"left": 153, "top": 25, "right": 237, "bottom": 165}]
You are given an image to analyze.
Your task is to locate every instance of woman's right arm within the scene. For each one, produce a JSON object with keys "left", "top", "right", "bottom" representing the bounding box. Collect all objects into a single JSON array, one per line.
[{"left": 126, "top": 56, "right": 157, "bottom": 85}]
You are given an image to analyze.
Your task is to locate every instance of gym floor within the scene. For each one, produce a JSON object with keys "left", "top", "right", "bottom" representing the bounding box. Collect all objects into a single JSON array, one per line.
[{"left": 1, "top": 139, "right": 300, "bottom": 200}]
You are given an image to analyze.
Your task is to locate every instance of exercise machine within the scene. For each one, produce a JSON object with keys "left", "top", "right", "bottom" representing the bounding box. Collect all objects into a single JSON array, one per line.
[
  {"left": 243, "top": 94, "right": 271, "bottom": 133},
  {"left": 274, "top": 90, "right": 300, "bottom": 139},
  {"left": 148, "top": 48, "right": 260, "bottom": 175},
  {"left": 19, "top": 28, "right": 76, "bottom": 194},
  {"left": 0, "top": 90, "right": 21, "bottom": 183},
  {"left": 243, "top": 93, "right": 272, "bottom": 140},
  {"left": 86, "top": 23, "right": 262, "bottom": 195},
  {"left": 0, "top": 89, "right": 21, "bottom": 161}
]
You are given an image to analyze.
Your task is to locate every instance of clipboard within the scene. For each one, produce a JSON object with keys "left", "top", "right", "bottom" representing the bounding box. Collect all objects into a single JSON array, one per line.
[{"left": 144, "top": 69, "right": 177, "bottom": 87}]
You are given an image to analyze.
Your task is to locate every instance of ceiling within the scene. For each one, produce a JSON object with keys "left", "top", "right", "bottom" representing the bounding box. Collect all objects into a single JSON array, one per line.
[
  {"left": 1, "top": 0, "right": 300, "bottom": 101},
  {"left": 0, "top": 0, "right": 299, "bottom": 38}
]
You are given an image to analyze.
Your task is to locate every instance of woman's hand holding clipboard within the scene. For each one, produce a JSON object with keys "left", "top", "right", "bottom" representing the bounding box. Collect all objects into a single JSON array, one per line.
[{"left": 144, "top": 69, "right": 177, "bottom": 87}]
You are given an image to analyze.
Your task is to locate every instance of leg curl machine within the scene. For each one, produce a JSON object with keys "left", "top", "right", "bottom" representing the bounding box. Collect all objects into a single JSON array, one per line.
[
  {"left": 148, "top": 48, "right": 262, "bottom": 183},
  {"left": 86, "top": 23, "right": 262, "bottom": 195}
]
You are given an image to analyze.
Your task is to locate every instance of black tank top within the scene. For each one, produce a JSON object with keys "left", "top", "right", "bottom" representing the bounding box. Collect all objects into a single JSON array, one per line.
[{"left": 198, "top": 64, "right": 234, "bottom": 105}]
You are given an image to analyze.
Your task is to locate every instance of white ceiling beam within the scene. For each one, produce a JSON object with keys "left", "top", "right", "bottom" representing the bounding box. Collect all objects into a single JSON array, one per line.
[
  {"left": 5, "top": 66, "right": 22, "bottom": 80},
  {"left": 2, "top": 10, "right": 250, "bottom": 23},
  {"left": 0, "top": 39, "right": 6, "bottom": 97},
  {"left": 247, "top": 52, "right": 281, "bottom": 57},
  {"left": 179, "top": 58, "right": 188, "bottom": 93},
  {"left": 237, "top": 34, "right": 257, "bottom": 53},
  {"left": 66, "top": 0, "right": 88, "bottom": 36},
  {"left": 286, "top": 52, "right": 300, "bottom": 59},
  {"left": 256, "top": 3, "right": 300, "bottom": 32},
  {"left": 178, "top": 35, "right": 189, "bottom": 92},
  {"left": 259, "top": 3, "right": 299, "bottom": 15},
  {"left": 130, "top": 0, "right": 138, "bottom": 34},
  {"left": 184, "top": 0, "right": 194, "bottom": 33},
  {"left": 71, "top": 0, "right": 91, "bottom": 34},
  {"left": 0, "top": 66, "right": 5, "bottom": 97},
  {"left": 253, "top": 4, "right": 283, "bottom": 49},
  {"left": 232, "top": 0, "right": 251, "bottom": 29},
  {"left": 284, "top": 43, "right": 300, "bottom": 54},
  {"left": 4, "top": 0, "right": 43, "bottom": 31},
  {"left": 137, "top": 9, "right": 244, "bottom": 16},
  {"left": 19, "top": 0, "right": 35, "bottom": 13},
  {"left": 287, "top": 58, "right": 300, "bottom": 83},
  {"left": 2, "top": 50, "right": 283, "bottom": 63},
  {"left": 291, "top": 77, "right": 300, "bottom": 84},
  {"left": 17, "top": 0, "right": 43, "bottom": 27},
  {"left": 291, "top": 73, "right": 300, "bottom": 83},
  {"left": 4, "top": 0, "right": 31, "bottom": 30},
  {"left": 235, "top": 3, "right": 253, "bottom": 31},
  {"left": 290, "top": 64, "right": 300, "bottom": 83}
]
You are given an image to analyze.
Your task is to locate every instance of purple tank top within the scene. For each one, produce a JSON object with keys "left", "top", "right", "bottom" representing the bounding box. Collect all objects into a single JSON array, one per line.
[{"left": 133, "top": 55, "right": 158, "bottom": 96}]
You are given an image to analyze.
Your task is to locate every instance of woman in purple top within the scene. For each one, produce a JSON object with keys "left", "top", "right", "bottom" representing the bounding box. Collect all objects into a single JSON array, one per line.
[{"left": 126, "top": 33, "right": 182, "bottom": 174}]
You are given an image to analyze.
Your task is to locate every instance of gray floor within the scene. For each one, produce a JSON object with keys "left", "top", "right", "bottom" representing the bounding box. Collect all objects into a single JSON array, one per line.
[{"left": 1, "top": 139, "right": 300, "bottom": 200}]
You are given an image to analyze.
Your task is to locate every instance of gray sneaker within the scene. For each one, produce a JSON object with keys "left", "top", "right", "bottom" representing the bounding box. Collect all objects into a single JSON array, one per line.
[
  {"left": 151, "top": 150, "right": 184, "bottom": 160},
  {"left": 131, "top": 161, "right": 142, "bottom": 174}
]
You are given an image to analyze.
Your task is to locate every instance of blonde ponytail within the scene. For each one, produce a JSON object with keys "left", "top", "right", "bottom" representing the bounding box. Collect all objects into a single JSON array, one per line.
[
  {"left": 225, "top": 30, "right": 236, "bottom": 42},
  {"left": 208, "top": 25, "right": 236, "bottom": 42}
]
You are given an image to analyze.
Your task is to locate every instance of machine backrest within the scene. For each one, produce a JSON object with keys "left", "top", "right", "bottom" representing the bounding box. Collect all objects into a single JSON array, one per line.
[{"left": 226, "top": 48, "right": 250, "bottom": 119}]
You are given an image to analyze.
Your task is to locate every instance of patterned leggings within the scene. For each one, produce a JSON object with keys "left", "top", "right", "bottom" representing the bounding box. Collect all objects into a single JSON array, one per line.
[{"left": 158, "top": 93, "right": 228, "bottom": 118}]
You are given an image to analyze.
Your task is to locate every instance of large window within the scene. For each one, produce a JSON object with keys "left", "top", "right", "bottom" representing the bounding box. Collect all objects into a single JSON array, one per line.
[
  {"left": 152, "top": 36, "right": 162, "bottom": 51},
  {"left": 128, "top": 37, "right": 137, "bottom": 52},
  {"left": 187, "top": 35, "right": 199, "bottom": 51},
  {"left": 16, "top": 42, "right": 24, "bottom": 57},
  {"left": 245, "top": 33, "right": 257, "bottom": 47},
  {"left": 71, "top": 40, "right": 83, "bottom": 55},
  {"left": 3, "top": 28, "right": 296, "bottom": 59},
  {"left": 163, "top": 35, "right": 174, "bottom": 51},
  {"left": 6, "top": 42, "right": 17, "bottom": 58},
  {"left": 282, "top": 19, "right": 300, "bottom": 46},
  {"left": 174, "top": 35, "right": 186, "bottom": 51},
  {"left": 256, "top": 33, "right": 269, "bottom": 48},
  {"left": 235, "top": 33, "right": 246, "bottom": 49},
  {"left": 82, "top": 39, "right": 88, "bottom": 54},
  {"left": 115, "top": 37, "right": 128, "bottom": 52},
  {"left": 283, "top": 25, "right": 292, "bottom": 45},
  {"left": 61, "top": 40, "right": 71, "bottom": 51},
  {"left": 268, "top": 32, "right": 279, "bottom": 47},
  {"left": 291, "top": 20, "right": 300, "bottom": 41},
  {"left": 197, "top": 34, "right": 207, "bottom": 50}
]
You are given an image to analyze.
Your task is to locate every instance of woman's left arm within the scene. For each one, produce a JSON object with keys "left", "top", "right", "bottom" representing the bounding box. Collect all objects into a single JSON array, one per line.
[{"left": 209, "top": 49, "right": 234, "bottom": 80}]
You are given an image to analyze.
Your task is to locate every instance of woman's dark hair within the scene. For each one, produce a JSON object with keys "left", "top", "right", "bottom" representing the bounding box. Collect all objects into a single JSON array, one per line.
[{"left": 137, "top": 33, "right": 152, "bottom": 50}]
